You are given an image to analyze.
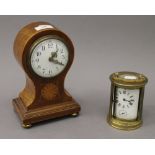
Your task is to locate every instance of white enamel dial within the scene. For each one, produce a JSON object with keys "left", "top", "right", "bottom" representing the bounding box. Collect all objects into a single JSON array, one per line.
[
  {"left": 30, "top": 37, "right": 69, "bottom": 78},
  {"left": 114, "top": 87, "right": 140, "bottom": 120}
]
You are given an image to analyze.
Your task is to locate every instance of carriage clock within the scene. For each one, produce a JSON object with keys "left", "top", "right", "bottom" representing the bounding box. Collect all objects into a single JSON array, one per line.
[
  {"left": 107, "top": 71, "right": 148, "bottom": 130},
  {"left": 12, "top": 22, "right": 81, "bottom": 128}
]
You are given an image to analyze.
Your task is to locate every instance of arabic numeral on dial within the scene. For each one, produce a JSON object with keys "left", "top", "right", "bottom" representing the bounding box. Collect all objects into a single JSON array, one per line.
[
  {"left": 49, "top": 70, "right": 52, "bottom": 74},
  {"left": 35, "top": 58, "right": 39, "bottom": 62},
  {"left": 123, "top": 90, "right": 126, "bottom": 94},
  {"left": 48, "top": 43, "right": 53, "bottom": 48},
  {"left": 60, "top": 49, "right": 63, "bottom": 53},
  {"left": 62, "top": 55, "right": 65, "bottom": 59},
  {"left": 118, "top": 103, "right": 121, "bottom": 107},
  {"left": 37, "top": 52, "right": 41, "bottom": 56},
  {"left": 42, "top": 46, "right": 45, "bottom": 51},
  {"left": 42, "top": 68, "right": 46, "bottom": 74},
  {"left": 129, "top": 102, "right": 133, "bottom": 106},
  {"left": 37, "top": 65, "right": 41, "bottom": 69}
]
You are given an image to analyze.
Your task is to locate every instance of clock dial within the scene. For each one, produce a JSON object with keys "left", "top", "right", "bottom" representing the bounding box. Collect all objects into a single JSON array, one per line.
[
  {"left": 30, "top": 37, "right": 69, "bottom": 77},
  {"left": 114, "top": 87, "right": 140, "bottom": 120}
]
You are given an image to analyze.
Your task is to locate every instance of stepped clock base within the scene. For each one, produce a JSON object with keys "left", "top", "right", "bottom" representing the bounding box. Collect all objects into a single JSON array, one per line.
[{"left": 13, "top": 98, "right": 80, "bottom": 128}]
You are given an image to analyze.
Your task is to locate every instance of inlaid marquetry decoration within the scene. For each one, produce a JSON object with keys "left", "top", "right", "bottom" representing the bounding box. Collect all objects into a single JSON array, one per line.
[{"left": 41, "top": 83, "right": 58, "bottom": 100}]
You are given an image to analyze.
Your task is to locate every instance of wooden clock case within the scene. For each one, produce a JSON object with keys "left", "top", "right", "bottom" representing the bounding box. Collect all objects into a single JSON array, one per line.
[{"left": 12, "top": 22, "right": 81, "bottom": 128}]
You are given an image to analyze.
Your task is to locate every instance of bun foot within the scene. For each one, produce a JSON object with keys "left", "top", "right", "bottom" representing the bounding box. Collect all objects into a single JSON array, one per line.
[
  {"left": 71, "top": 112, "right": 79, "bottom": 117},
  {"left": 22, "top": 123, "right": 32, "bottom": 128}
]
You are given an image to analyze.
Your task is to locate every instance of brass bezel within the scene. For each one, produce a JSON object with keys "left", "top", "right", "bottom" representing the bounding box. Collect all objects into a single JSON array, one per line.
[
  {"left": 28, "top": 35, "right": 69, "bottom": 79},
  {"left": 110, "top": 71, "right": 148, "bottom": 88},
  {"left": 107, "top": 71, "right": 148, "bottom": 131}
]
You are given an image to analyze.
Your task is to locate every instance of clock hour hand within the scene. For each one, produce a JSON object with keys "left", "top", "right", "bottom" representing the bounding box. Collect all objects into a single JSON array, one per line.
[
  {"left": 49, "top": 51, "right": 57, "bottom": 61},
  {"left": 123, "top": 98, "right": 133, "bottom": 105},
  {"left": 50, "top": 45, "right": 59, "bottom": 59},
  {"left": 51, "top": 51, "right": 57, "bottom": 58}
]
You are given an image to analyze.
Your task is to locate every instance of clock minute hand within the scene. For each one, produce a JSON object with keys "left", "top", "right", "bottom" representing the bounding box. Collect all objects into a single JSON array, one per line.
[
  {"left": 50, "top": 58, "right": 64, "bottom": 66},
  {"left": 52, "top": 59, "right": 64, "bottom": 66},
  {"left": 123, "top": 98, "right": 130, "bottom": 102}
]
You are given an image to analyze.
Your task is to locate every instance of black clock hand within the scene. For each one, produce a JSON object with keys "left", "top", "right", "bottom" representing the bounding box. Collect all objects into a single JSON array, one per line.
[
  {"left": 49, "top": 54, "right": 54, "bottom": 62},
  {"left": 49, "top": 45, "right": 59, "bottom": 59},
  {"left": 54, "top": 45, "right": 59, "bottom": 57},
  {"left": 49, "top": 46, "right": 64, "bottom": 66},
  {"left": 51, "top": 51, "right": 57, "bottom": 58},
  {"left": 49, "top": 56, "right": 64, "bottom": 66},
  {"left": 123, "top": 98, "right": 133, "bottom": 105},
  {"left": 51, "top": 59, "right": 64, "bottom": 66},
  {"left": 123, "top": 98, "right": 131, "bottom": 102},
  {"left": 49, "top": 50, "right": 58, "bottom": 61}
]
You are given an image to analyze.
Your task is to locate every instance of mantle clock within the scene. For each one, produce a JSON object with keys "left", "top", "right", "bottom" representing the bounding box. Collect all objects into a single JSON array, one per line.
[{"left": 12, "top": 22, "right": 81, "bottom": 128}]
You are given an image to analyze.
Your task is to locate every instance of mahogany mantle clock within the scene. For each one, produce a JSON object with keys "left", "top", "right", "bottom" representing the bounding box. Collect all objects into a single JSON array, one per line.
[{"left": 12, "top": 22, "right": 81, "bottom": 128}]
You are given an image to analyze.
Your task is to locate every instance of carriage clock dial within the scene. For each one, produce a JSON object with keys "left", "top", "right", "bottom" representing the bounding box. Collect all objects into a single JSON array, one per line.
[
  {"left": 115, "top": 87, "right": 139, "bottom": 120},
  {"left": 12, "top": 22, "right": 81, "bottom": 128},
  {"left": 107, "top": 71, "right": 148, "bottom": 130}
]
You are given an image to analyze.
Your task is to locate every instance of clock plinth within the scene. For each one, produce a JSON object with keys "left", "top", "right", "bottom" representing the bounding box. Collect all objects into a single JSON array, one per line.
[{"left": 13, "top": 92, "right": 80, "bottom": 128}]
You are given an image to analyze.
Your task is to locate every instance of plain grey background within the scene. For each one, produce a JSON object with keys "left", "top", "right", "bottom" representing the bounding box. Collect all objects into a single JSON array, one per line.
[{"left": 0, "top": 16, "right": 155, "bottom": 138}]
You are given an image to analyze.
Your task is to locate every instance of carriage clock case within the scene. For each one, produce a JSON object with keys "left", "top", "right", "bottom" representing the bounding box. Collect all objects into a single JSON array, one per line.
[{"left": 13, "top": 22, "right": 81, "bottom": 128}]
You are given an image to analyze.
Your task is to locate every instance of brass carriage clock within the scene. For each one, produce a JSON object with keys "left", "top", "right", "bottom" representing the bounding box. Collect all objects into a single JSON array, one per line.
[
  {"left": 12, "top": 22, "right": 81, "bottom": 128},
  {"left": 107, "top": 71, "right": 148, "bottom": 130}
]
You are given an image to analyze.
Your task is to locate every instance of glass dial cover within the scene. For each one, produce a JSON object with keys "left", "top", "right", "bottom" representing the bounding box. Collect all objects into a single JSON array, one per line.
[{"left": 30, "top": 37, "right": 69, "bottom": 78}]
